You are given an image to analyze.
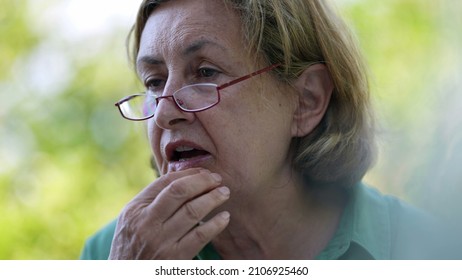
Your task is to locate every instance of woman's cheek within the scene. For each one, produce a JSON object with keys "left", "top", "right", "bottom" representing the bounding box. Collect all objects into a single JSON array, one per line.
[{"left": 146, "top": 120, "right": 163, "bottom": 172}]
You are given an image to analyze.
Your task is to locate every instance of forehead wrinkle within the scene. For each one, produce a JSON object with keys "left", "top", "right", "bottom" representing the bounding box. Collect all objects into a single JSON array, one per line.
[
  {"left": 182, "top": 39, "right": 227, "bottom": 57},
  {"left": 138, "top": 34, "right": 229, "bottom": 73},
  {"left": 137, "top": 0, "right": 242, "bottom": 74}
]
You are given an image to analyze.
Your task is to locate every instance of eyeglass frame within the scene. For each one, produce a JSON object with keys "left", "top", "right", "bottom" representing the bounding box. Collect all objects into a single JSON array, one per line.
[{"left": 115, "top": 63, "right": 281, "bottom": 121}]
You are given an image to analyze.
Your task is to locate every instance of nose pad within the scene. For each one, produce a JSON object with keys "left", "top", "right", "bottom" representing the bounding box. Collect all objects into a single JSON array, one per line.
[{"left": 153, "top": 95, "right": 195, "bottom": 128}]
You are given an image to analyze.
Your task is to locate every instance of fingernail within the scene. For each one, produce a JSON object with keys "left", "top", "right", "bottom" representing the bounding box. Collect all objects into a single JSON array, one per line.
[
  {"left": 217, "top": 186, "right": 230, "bottom": 197},
  {"left": 220, "top": 211, "right": 230, "bottom": 220},
  {"left": 210, "top": 173, "right": 222, "bottom": 182}
]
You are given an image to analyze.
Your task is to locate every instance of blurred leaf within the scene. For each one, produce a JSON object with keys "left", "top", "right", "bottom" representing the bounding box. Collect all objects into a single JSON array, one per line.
[{"left": 0, "top": 0, "right": 461, "bottom": 259}]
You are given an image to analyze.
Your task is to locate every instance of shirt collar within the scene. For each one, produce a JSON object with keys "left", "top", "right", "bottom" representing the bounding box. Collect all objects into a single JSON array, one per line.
[
  {"left": 197, "top": 182, "right": 392, "bottom": 260},
  {"left": 316, "top": 182, "right": 391, "bottom": 259}
]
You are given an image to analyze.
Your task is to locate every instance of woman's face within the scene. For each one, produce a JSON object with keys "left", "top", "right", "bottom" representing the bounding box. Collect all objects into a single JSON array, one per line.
[{"left": 138, "top": 0, "right": 298, "bottom": 198}]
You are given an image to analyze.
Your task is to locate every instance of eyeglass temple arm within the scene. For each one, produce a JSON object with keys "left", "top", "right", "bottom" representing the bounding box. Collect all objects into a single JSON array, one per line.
[{"left": 217, "top": 63, "right": 281, "bottom": 91}]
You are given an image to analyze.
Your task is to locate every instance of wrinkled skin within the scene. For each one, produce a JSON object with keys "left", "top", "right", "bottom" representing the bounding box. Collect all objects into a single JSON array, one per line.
[{"left": 110, "top": 0, "right": 339, "bottom": 259}]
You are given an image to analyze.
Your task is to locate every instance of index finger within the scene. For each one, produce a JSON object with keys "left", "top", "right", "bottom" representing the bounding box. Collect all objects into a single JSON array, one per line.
[
  {"left": 131, "top": 168, "right": 205, "bottom": 205},
  {"left": 146, "top": 169, "right": 223, "bottom": 221}
]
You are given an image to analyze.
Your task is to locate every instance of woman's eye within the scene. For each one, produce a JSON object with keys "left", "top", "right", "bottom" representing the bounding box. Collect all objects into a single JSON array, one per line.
[
  {"left": 198, "top": 67, "right": 219, "bottom": 78},
  {"left": 145, "top": 79, "right": 165, "bottom": 92}
]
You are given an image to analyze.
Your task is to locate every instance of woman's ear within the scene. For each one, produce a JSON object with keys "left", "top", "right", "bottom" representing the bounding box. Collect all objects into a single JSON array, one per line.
[{"left": 291, "top": 63, "right": 334, "bottom": 137}]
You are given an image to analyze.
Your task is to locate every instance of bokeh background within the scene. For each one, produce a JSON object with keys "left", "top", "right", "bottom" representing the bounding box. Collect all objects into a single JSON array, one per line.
[{"left": 1, "top": 0, "right": 461, "bottom": 259}]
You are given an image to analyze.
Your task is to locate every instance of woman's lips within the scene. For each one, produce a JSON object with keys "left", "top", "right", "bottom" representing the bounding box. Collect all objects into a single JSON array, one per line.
[
  {"left": 164, "top": 141, "right": 212, "bottom": 172},
  {"left": 171, "top": 146, "right": 209, "bottom": 161},
  {"left": 168, "top": 153, "right": 213, "bottom": 172}
]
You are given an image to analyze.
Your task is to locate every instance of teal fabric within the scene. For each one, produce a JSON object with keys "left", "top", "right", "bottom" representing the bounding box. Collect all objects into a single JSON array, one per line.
[
  {"left": 316, "top": 183, "right": 440, "bottom": 259},
  {"left": 80, "top": 220, "right": 117, "bottom": 260},
  {"left": 80, "top": 182, "right": 449, "bottom": 260}
]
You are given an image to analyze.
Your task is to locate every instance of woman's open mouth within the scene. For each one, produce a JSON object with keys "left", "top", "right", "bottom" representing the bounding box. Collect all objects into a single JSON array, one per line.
[
  {"left": 171, "top": 146, "right": 210, "bottom": 162},
  {"left": 165, "top": 143, "right": 213, "bottom": 172}
]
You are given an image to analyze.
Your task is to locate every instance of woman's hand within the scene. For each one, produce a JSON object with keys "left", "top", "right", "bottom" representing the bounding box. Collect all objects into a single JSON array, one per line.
[{"left": 108, "top": 168, "right": 230, "bottom": 259}]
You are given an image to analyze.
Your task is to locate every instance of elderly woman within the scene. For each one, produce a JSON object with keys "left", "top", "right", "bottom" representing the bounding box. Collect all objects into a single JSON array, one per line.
[{"left": 81, "top": 0, "right": 443, "bottom": 259}]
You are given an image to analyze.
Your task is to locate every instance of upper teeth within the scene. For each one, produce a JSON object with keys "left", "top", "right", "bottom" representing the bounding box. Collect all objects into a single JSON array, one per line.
[{"left": 175, "top": 146, "right": 194, "bottom": 152}]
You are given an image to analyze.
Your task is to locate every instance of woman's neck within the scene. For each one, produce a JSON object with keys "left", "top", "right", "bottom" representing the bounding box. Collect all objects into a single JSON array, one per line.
[{"left": 211, "top": 177, "right": 348, "bottom": 259}]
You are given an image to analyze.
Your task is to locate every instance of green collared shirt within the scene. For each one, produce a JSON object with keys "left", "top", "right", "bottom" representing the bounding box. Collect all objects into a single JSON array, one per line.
[
  {"left": 315, "top": 183, "right": 438, "bottom": 259},
  {"left": 80, "top": 182, "right": 448, "bottom": 260}
]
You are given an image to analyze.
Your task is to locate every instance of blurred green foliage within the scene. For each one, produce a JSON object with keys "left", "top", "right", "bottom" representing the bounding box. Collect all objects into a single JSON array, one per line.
[
  {"left": 343, "top": 0, "right": 462, "bottom": 219},
  {"left": 0, "top": 0, "right": 461, "bottom": 259},
  {"left": 1, "top": 0, "right": 153, "bottom": 259}
]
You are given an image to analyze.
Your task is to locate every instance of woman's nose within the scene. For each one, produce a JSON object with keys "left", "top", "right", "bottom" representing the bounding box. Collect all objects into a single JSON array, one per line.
[{"left": 153, "top": 94, "right": 195, "bottom": 129}]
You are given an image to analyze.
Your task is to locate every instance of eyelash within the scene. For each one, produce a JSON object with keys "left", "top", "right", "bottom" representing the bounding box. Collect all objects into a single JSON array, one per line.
[
  {"left": 197, "top": 67, "right": 220, "bottom": 78},
  {"left": 144, "top": 78, "right": 164, "bottom": 94}
]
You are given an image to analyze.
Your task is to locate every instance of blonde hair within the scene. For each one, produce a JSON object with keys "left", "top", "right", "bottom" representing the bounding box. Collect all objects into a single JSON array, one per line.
[{"left": 129, "top": 0, "right": 376, "bottom": 187}]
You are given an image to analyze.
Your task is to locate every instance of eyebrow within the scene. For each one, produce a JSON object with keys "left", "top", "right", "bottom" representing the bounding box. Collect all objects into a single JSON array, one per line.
[
  {"left": 137, "top": 55, "right": 163, "bottom": 66},
  {"left": 137, "top": 39, "right": 226, "bottom": 67}
]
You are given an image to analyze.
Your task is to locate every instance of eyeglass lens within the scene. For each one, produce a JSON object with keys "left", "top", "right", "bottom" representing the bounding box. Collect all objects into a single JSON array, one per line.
[
  {"left": 173, "top": 84, "right": 219, "bottom": 112},
  {"left": 120, "top": 84, "right": 220, "bottom": 120}
]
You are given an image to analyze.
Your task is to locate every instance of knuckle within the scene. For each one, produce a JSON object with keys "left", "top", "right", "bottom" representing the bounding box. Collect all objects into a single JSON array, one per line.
[
  {"left": 119, "top": 203, "right": 141, "bottom": 221},
  {"left": 167, "top": 181, "right": 188, "bottom": 198},
  {"left": 118, "top": 202, "right": 163, "bottom": 234},
  {"left": 193, "top": 226, "right": 210, "bottom": 244},
  {"left": 184, "top": 201, "right": 201, "bottom": 221}
]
